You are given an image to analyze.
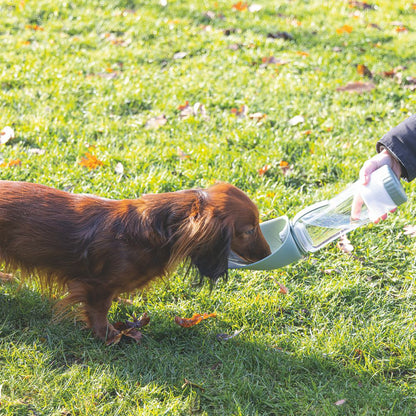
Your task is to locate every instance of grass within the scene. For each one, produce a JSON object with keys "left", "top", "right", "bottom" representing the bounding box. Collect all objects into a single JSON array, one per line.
[{"left": 1, "top": 0, "right": 416, "bottom": 414}]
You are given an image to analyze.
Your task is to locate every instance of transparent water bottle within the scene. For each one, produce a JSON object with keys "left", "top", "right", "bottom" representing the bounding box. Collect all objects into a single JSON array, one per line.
[
  {"left": 291, "top": 165, "right": 407, "bottom": 252},
  {"left": 229, "top": 165, "right": 407, "bottom": 271}
]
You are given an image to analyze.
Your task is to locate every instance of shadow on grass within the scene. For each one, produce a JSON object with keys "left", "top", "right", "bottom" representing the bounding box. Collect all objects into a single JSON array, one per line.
[{"left": 0, "top": 281, "right": 414, "bottom": 415}]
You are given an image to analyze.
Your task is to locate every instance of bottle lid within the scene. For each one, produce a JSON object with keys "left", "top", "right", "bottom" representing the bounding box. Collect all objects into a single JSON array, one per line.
[
  {"left": 381, "top": 165, "right": 407, "bottom": 206},
  {"left": 360, "top": 164, "right": 407, "bottom": 222}
]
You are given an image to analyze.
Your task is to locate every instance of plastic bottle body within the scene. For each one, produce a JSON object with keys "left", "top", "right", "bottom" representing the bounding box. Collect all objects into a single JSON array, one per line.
[
  {"left": 292, "top": 185, "right": 369, "bottom": 252},
  {"left": 292, "top": 165, "right": 406, "bottom": 253}
]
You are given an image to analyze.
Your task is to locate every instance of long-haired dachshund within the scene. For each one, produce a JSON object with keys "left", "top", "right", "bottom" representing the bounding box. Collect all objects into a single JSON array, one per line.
[{"left": 0, "top": 181, "right": 270, "bottom": 341}]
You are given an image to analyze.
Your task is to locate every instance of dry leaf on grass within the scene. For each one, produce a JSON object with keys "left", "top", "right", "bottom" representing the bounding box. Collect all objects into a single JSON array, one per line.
[
  {"left": 0, "top": 159, "right": 21, "bottom": 168},
  {"left": 174, "top": 312, "right": 217, "bottom": 328},
  {"left": 0, "top": 126, "right": 15, "bottom": 145},
  {"left": 336, "top": 81, "right": 376, "bottom": 93},
  {"left": 145, "top": 114, "right": 167, "bottom": 129},
  {"left": 357, "top": 64, "right": 372, "bottom": 78},
  {"left": 288, "top": 115, "right": 304, "bottom": 126},
  {"left": 0, "top": 272, "right": 14, "bottom": 281},
  {"left": 403, "top": 225, "right": 416, "bottom": 237},
  {"left": 106, "top": 312, "right": 150, "bottom": 346},
  {"left": 337, "top": 235, "right": 354, "bottom": 254},
  {"left": 258, "top": 164, "right": 271, "bottom": 176},
  {"left": 182, "top": 378, "right": 205, "bottom": 391},
  {"left": 106, "top": 327, "right": 143, "bottom": 345},
  {"left": 217, "top": 328, "right": 245, "bottom": 341},
  {"left": 79, "top": 153, "right": 104, "bottom": 170}
]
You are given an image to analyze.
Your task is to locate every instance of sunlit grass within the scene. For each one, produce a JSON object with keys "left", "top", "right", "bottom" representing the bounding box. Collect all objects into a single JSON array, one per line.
[{"left": 1, "top": 0, "right": 416, "bottom": 414}]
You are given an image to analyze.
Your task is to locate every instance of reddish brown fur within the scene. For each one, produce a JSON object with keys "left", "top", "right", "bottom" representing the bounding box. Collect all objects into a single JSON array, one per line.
[{"left": 0, "top": 181, "right": 270, "bottom": 340}]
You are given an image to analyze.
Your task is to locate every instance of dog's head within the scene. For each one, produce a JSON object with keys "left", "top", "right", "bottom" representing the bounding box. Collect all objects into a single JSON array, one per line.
[{"left": 189, "top": 183, "right": 271, "bottom": 284}]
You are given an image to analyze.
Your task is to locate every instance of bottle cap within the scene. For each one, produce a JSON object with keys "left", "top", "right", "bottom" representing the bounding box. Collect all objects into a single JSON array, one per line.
[{"left": 360, "top": 165, "right": 407, "bottom": 221}]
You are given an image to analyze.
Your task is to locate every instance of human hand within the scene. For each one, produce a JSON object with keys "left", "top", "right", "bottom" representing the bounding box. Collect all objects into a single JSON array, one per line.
[{"left": 351, "top": 149, "right": 401, "bottom": 223}]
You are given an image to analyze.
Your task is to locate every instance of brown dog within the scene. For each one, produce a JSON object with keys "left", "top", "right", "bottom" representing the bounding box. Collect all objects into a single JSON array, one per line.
[{"left": 0, "top": 181, "right": 271, "bottom": 340}]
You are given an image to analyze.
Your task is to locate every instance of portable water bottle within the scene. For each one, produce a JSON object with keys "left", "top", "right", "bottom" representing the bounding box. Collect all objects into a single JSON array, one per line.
[{"left": 228, "top": 165, "right": 407, "bottom": 270}]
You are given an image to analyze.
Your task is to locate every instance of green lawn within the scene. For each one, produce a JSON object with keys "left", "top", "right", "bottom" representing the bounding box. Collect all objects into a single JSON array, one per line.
[{"left": 2, "top": 0, "right": 416, "bottom": 414}]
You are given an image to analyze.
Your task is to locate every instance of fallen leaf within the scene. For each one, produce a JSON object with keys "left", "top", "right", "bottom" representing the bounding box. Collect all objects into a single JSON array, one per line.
[
  {"left": 106, "top": 327, "right": 143, "bottom": 346},
  {"left": 403, "top": 225, "right": 416, "bottom": 237},
  {"left": 179, "top": 102, "right": 207, "bottom": 119},
  {"left": 261, "top": 56, "right": 290, "bottom": 66},
  {"left": 0, "top": 126, "right": 15, "bottom": 144},
  {"left": 115, "top": 162, "right": 124, "bottom": 175},
  {"left": 248, "top": 4, "right": 262, "bottom": 12},
  {"left": 79, "top": 153, "right": 104, "bottom": 170},
  {"left": 357, "top": 64, "right": 372, "bottom": 78},
  {"left": 348, "top": 0, "right": 376, "bottom": 9},
  {"left": 145, "top": 114, "right": 167, "bottom": 129},
  {"left": 278, "top": 282, "right": 289, "bottom": 294},
  {"left": 232, "top": 1, "right": 248, "bottom": 11},
  {"left": 337, "top": 235, "right": 354, "bottom": 254},
  {"left": 267, "top": 31, "right": 294, "bottom": 40},
  {"left": 367, "top": 22, "right": 382, "bottom": 30},
  {"left": 0, "top": 159, "right": 21, "bottom": 168},
  {"left": 182, "top": 378, "right": 205, "bottom": 391},
  {"left": 173, "top": 51, "right": 187, "bottom": 59},
  {"left": 248, "top": 112, "right": 267, "bottom": 122},
  {"left": 217, "top": 328, "right": 245, "bottom": 341},
  {"left": 288, "top": 115, "right": 304, "bottom": 126},
  {"left": 336, "top": 25, "right": 353, "bottom": 34},
  {"left": 28, "top": 148, "right": 46, "bottom": 155},
  {"left": 0, "top": 272, "right": 14, "bottom": 282},
  {"left": 296, "top": 51, "right": 309, "bottom": 57},
  {"left": 279, "top": 160, "right": 291, "bottom": 175},
  {"left": 336, "top": 81, "right": 376, "bottom": 93},
  {"left": 335, "top": 399, "right": 347, "bottom": 406},
  {"left": 177, "top": 147, "right": 191, "bottom": 160},
  {"left": 25, "top": 24, "right": 44, "bottom": 31},
  {"left": 231, "top": 104, "right": 248, "bottom": 118},
  {"left": 258, "top": 164, "right": 271, "bottom": 176},
  {"left": 396, "top": 26, "right": 408, "bottom": 33},
  {"left": 174, "top": 312, "right": 217, "bottom": 328}
]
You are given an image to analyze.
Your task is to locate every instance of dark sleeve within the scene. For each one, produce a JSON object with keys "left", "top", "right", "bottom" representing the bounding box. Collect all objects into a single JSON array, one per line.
[{"left": 377, "top": 114, "right": 416, "bottom": 181}]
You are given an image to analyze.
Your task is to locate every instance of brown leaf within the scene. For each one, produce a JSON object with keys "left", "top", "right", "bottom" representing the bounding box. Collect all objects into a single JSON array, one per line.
[
  {"left": 267, "top": 31, "right": 294, "bottom": 40},
  {"left": 145, "top": 114, "right": 167, "bottom": 129},
  {"left": 106, "top": 327, "right": 143, "bottom": 346},
  {"left": 0, "top": 272, "right": 14, "bottom": 282},
  {"left": 336, "top": 81, "right": 376, "bottom": 93},
  {"left": 248, "top": 112, "right": 267, "bottom": 122},
  {"left": 357, "top": 64, "right": 372, "bottom": 78},
  {"left": 79, "top": 153, "right": 104, "bottom": 170},
  {"left": 348, "top": 1, "right": 376, "bottom": 9},
  {"left": 231, "top": 1, "right": 248, "bottom": 11},
  {"left": 258, "top": 164, "right": 271, "bottom": 176},
  {"left": 0, "top": 159, "right": 21, "bottom": 168},
  {"left": 260, "top": 56, "right": 290, "bottom": 66},
  {"left": 174, "top": 312, "right": 217, "bottom": 328},
  {"left": 337, "top": 235, "right": 354, "bottom": 254},
  {"left": 231, "top": 104, "right": 248, "bottom": 118},
  {"left": 179, "top": 102, "right": 207, "bottom": 119},
  {"left": 279, "top": 160, "right": 292, "bottom": 175},
  {"left": 336, "top": 25, "right": 353, "bottom": 34}
]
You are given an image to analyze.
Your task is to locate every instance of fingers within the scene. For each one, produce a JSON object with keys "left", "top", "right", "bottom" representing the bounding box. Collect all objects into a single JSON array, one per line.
[
  {"left": 351, "top": 193, "right": 364, "bottom": 220},
  {"left": 359, "top": 159, "right": 379, "bottom": 185}
]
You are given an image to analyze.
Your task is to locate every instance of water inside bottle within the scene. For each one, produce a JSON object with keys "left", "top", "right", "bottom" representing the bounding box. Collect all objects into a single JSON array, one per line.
[{"left": 293, "top": 197, "right": 368, "bottom": 251}]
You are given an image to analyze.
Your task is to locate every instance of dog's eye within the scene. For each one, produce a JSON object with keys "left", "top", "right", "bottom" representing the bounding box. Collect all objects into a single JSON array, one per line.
[{"left": 244, "top": 228, "right": 255, "bottom": 235}]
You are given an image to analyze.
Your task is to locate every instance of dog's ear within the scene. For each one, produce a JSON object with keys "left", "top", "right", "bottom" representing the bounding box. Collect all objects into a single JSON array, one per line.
[{"left": 190, "top": 225, "right": 231, "bottom": 285}]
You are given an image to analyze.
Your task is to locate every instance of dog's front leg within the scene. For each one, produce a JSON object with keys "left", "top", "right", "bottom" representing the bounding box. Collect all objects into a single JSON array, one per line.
[{"left": 68, "top": 281, "right": 120, "bottom": 341}]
